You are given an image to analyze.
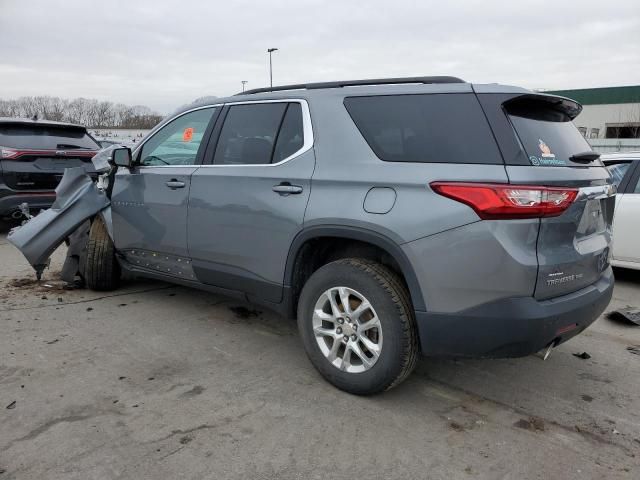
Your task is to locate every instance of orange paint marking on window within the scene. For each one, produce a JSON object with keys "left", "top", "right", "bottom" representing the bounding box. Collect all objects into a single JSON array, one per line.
[{"left": 183, "top": 127, "right": 194, "bottom": 142}]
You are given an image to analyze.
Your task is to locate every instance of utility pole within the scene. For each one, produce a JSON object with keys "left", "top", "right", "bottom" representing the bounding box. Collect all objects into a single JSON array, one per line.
[
  {"left": 241, "top": 80, "right": 248, "bottom": 92},
  {"left": 267, "top": 48, "right": 278, "bottom": 89}
]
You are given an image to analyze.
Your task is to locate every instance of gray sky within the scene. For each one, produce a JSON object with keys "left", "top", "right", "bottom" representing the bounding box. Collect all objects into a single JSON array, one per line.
[{"left": 1, "top": 0, "right": 639, "bottom": 113}]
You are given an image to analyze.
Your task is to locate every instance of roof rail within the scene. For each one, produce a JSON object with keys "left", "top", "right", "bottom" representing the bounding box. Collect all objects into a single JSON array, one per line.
[{"left": 238, "top": 76, "right": 465, "bottom": 95}]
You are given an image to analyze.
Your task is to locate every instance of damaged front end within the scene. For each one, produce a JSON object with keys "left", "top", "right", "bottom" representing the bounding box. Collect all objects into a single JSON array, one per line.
[{"left": 7, "top": 146, "right": 119, "bottom": 280}]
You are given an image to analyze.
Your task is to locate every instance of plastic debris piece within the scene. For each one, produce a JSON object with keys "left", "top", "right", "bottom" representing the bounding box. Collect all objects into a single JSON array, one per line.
[{"left": 607, "top": 308, "right": 640, "bottom": 326}]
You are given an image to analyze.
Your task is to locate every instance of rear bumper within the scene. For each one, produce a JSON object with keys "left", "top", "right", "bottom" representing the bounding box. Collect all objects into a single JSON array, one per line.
[
  {"left": 416, "top": 267, "right": 614, "bottom": 358},
  {"left": 0, "top": 185, "right": 56, "bottom": 217}
]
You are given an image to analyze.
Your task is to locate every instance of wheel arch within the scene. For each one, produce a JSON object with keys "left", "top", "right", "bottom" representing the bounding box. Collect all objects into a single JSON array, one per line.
[{"left": 284, "top": 225, "right": 426, "bottom": 313}]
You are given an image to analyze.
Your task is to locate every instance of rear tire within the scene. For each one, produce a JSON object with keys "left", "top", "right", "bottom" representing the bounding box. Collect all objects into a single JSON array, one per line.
[
  {"left": 84, "top": 216, "right": 120, "bottom": 291},
  {"left": 297, "top": 258, "right": 418, "bottom": 395}
]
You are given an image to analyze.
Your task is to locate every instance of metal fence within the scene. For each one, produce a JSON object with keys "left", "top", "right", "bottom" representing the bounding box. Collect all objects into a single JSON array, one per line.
[{"left": 588, "top": 139, "right": 640, "bottom": 153}]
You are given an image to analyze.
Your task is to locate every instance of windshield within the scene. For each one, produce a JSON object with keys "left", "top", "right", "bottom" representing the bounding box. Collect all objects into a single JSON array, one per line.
[{"left": 0, "top": 124, "right": 100, "bottom": 150}]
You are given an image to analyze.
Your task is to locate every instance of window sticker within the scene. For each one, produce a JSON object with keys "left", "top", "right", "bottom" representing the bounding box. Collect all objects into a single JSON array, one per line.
[
  {"left": 529, "top": 138, "right": 566, "bottom": 166},
  {"left": 183, "top": 127, "right": 194, "bottom": 142},
  {"left": 538, "top": 139, "right": 555, "bottom": 158}
]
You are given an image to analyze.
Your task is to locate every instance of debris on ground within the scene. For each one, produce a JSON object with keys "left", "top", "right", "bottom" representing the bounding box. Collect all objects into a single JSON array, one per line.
[
  {"left": 9, "top": 278, "right": 39, "bottom": 288},
  {"left": 573, "top": 352, "right": 591, "bottom": 360},
  {"left": 6, "top": 401, "right": 16, "bottom": 410},
  {"left": 607, "top": 308, "right": 640, "bottom": 326},
  {"left": 514, "top": 416, "right": 545, "bottom": 432},
  {"left": 581, "top": 394, "right": 594, "bottom": 402},
  {"left": 627, "top": 345, "right": 640, "bottom": 356},
  {"left": 45, "top": 339, "right": 59, "bottom": 345}
]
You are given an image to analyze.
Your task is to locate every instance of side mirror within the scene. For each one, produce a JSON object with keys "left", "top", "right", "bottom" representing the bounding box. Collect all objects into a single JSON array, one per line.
[{"left": 112, "top": 147, "right": 132, "bottom": 168}]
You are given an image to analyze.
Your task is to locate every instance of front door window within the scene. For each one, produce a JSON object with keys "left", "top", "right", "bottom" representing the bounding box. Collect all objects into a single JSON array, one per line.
[{"left": 139, "top": 108, "right": 215, "bottom": 166}]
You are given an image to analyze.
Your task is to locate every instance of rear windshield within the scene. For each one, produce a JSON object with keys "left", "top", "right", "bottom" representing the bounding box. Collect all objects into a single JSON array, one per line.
[
  {"left": 505, "top": 97, "right": 594, "bottom": 167},
  {"left": 0, "top": 125, "right": 99, "bottom": 150},
  {"left": 344, "top": 94, "right": 502, "bottom": 164}
]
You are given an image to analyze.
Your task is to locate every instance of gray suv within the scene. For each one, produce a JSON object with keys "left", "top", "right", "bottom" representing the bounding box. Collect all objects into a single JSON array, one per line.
[{"left": 9, "top": 77, "right": 615, "bottom": 395}]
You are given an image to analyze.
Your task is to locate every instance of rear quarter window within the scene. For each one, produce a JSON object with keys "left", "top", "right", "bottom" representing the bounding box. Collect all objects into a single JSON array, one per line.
[
  {"left": 0, "top": 125, "right": 99, "bottom": 150},
  {"left": 344, "top": 94, "right": 502, "bottom": 164}
]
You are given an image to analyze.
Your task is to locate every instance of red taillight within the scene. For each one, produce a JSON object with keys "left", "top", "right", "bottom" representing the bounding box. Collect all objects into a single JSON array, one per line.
[
  {"left": 0, "top": 147, "right": 20, "bottom": 159},
  {"left": 430, "top": 182, "right": 578, "bottom": 219},
  {"left": 0, "top": 147, "right": 96, "bottom": 159}
]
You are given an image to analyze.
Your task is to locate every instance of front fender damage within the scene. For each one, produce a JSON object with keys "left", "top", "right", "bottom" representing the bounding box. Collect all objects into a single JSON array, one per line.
[{"left": 7, "top": 167, "right": 111, "bottom": 280}]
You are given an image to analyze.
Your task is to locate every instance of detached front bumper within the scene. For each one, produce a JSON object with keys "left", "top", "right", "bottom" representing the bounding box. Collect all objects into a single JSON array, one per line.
[{"left": 416, "top": 267, "right": 614, "bottom": 358}]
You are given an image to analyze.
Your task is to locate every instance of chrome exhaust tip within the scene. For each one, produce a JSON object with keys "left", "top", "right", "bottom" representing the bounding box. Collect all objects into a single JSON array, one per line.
[{"left": 535, "top": 340, "right": 558, "bottom": 361}]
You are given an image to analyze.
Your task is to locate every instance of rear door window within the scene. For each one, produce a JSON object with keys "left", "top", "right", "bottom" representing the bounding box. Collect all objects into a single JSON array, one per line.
[
  {"left": 273, "top": 103, "right": 304, "bottom": 163},
  {"left": 0, "top": 125, "right": 99, "bottom": 150},
  {"left": 343, "top": 94, "right": 502, "bottom": 164},
  {"left": 213, "top": 103, "right": 288, "bottom": 165},
  {"left": 504, "top": 96, "right": 595, "bottom": 167}
]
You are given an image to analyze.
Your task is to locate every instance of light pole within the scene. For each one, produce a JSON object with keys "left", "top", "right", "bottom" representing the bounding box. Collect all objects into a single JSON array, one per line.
[
  {"left": 241, "top": 80, "right": 248, "bottom": 92},
  {"left": 267, "top": 48, "right": 278, "bottom": 89}
]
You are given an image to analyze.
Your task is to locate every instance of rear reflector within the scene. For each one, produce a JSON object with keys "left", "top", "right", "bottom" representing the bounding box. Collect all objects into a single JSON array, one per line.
[
  {"left": 556, "top": 323, "right": 578, "bottom": 335},
  {"left": 430, "top": 182, "right": 578, "bottom": 219}
]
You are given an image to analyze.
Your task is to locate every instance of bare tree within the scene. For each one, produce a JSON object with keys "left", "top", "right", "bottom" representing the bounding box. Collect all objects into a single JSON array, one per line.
[{"left": 0, "top": 95, "right": 163, "bottom": 129}]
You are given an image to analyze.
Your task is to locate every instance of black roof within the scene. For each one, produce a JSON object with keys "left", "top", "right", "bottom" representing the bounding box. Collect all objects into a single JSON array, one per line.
[
  {"left": 0, "top": 117, "right": 88, "bottom": 130},
  {"left": 238, "top": 76, "right": 465, "bottom": 95}
]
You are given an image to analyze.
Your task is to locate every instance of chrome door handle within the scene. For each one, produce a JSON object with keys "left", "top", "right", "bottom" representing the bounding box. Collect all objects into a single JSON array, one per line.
[
  {"left": 166, "top": 179, "right": 186, "bottom": 189},
  {"left": 272, "top": 183, "right": 303, "bottom": 195}
]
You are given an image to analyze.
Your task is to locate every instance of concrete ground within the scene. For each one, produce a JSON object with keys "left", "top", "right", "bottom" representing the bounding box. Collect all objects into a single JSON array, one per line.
[{"left": 0, "top": 228, "right": 639, "bottom": 480}]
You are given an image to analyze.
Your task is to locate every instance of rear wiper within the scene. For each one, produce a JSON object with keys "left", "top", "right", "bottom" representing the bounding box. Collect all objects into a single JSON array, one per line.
[
  {"left": 570, "top": 151, "right": 600, "bottom": 163},
  {"left": 56, "top": 144, "right": 87, "bottom": 150}
]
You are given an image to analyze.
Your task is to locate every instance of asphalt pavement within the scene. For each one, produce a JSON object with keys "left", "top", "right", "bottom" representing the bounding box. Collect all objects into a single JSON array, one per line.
[{"left": 1, "top": 229, "right": 638, "bottom": 479}]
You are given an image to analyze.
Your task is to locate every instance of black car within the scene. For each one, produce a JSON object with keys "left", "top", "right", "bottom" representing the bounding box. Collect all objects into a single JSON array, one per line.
[{"left": 0, "top": 118, "right": 100, "bottom": 221}]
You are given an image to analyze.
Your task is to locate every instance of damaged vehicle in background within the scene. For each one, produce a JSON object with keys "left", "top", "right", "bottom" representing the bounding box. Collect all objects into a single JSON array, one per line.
[
  {"left": 0, "top": 118, "right": 101, "bottom": 227},
  {"left": 8, "top": 77, "right": 616, "bottom": 395}
]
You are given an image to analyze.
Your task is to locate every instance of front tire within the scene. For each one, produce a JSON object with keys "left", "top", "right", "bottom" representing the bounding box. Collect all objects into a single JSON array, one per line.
[
  {"left": 84, "top": 216, "right": 120, "bottom": 291},
  {"left": 297, "top": 258, "right": 418, "bottom": 395}
]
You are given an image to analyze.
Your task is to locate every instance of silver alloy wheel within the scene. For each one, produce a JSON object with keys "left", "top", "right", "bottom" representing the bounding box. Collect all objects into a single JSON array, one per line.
[{"left": 312, "top": 286, "right": 383, "bottom": 373}]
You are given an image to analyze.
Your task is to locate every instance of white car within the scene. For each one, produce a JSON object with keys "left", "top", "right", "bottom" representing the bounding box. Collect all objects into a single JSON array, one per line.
[{"left": 602, "top": 152, "right": 640, "bottom": 270}]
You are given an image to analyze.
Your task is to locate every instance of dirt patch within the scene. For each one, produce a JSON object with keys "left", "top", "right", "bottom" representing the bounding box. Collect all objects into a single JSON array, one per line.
[
  {"left": 4, "top": 273, "right": 78, "bottom": 296},
  {"left": 514, "top": 416, "right": 545, "bottom": 432},
  {"left": 179, "top": 385, "right": 205, "bottom": 398},
  {"left": 229, "top": 306, "right": 261, "bottom": 319},
  {"left": 449, "top": 421, "right": 465, "bottom": 432},
  {"left": 8, "top": 278, "right": 40, "bottom": 288}
]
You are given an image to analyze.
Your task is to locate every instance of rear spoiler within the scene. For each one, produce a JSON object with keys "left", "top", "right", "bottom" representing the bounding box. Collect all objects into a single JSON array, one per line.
[{"left": 503, "top": 93, "right": 583, "bottom": 121}]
